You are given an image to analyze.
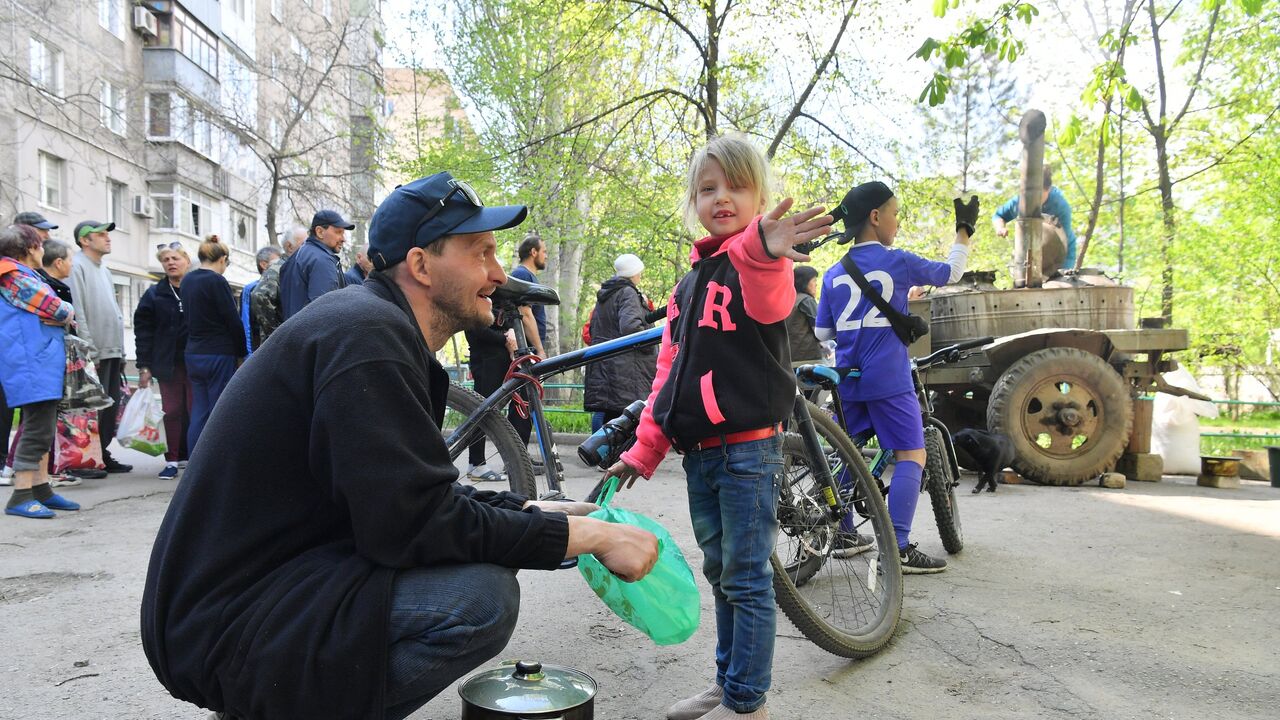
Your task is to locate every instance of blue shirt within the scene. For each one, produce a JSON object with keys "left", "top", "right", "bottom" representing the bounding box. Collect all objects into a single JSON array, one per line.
[
  {"left": 240, "top": 278, "right": 258, "bottom": 356},
  {"left": 279, "top": 238, "right": 346, "bottom": 320},
  {"left": 816, "top": 242, "right": 949, "bottom": 402},
  {"left": 993, "top": 186, "right": 1077, "bottom": 269},
  {"left": 509, "top": 264, "right": 546, "bottom": 342}
]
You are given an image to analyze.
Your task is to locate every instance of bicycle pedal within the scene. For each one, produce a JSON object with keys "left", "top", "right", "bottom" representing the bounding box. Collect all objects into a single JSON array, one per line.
[{"left": 538, "top": 491, "right": 567, "bottom": 502}]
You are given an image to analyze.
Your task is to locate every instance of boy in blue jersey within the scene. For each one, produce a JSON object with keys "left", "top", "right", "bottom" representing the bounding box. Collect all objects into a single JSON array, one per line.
[{"left": 815, "top": 181, "right": 978, "bottom": 573}]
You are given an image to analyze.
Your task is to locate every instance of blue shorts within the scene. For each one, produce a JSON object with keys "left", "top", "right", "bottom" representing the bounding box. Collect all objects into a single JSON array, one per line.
[{"left": 840, "top": 391, "right": 923, "bottom": 451}]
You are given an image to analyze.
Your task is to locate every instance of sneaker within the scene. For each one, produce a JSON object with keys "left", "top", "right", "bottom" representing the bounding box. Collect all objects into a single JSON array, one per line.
[
  {"left": 50, "top": 474, "right": 83, "bottom": 488},
  {"left": 900, "top": 543, "right": 947, "bottom": 574},
  {"left": 158, "top": 463, "right": 180, "bottom": 480},
  {"left": 832, "top": 532, "right": 874, "bottom": 558},
  {"left": 0, "top": 467, "right": 12, "bottom": 486},
  {"left": 103, "top": 458, "right": 133, "bottom": 474},
  {"left": 697, "top": 704, "right": 768, "bottom": 720},
  {"left": 666, "top": 684, "right": 723, "bottom": 720},
  {"left": 67, "top": 468, "right": 107, "bottom": 480},
  {"left": 465, "top": 465, "right": 505, "bottom": 483}
]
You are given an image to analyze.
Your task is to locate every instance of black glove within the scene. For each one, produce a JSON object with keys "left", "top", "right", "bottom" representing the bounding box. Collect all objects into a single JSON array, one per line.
[{"left": 953, "top": 195, "right": 980, "bottom": 237}]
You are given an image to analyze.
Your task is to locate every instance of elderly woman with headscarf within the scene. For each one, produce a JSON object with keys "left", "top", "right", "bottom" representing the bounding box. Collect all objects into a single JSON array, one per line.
[{"left": 0, "top": 224, "right": 79, "bottom": 518}]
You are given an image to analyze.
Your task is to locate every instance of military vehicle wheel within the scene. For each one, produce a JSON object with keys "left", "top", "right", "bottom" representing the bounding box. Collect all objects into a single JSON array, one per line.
[{"left": 987, "top": 347, "right": 1133, "bottom": 486}]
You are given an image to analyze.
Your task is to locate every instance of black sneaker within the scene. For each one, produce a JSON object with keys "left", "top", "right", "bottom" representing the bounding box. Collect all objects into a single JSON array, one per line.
[
  {"left": 103, "top": 458, "right": 133, "bottom": 474},
  {"left": 831, "top": 532, "right": 874, "bottom": 558},
  {"left": 900, "top": 543, "right": 947, "bottom": 574},
  {"left": 67, "top": 468, "right": 108, "bottom": 480}
]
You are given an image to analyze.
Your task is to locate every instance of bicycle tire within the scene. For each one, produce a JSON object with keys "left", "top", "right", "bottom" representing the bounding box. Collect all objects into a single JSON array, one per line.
[
  {"left": 772, "top": 400, "right": 902, "bottom": 658},
  {"left": 443, "top": 383, "right": 538, "bottom": 498},
  {"left": 924, "top": 425, "right": 963, "bottom": 554}
]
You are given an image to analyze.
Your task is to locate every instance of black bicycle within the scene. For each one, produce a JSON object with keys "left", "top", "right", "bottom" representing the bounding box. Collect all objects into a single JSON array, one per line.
[
  {"left": 795, "top": 337, "right": 993, "bottom": 555},
  {"left": 443, "top": 276, "right": 903, "bottom": 658}
]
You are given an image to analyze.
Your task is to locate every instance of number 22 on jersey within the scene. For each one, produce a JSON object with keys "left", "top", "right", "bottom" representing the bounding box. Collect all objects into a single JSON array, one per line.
[{"left": 833, "top": 271, "right": 894, "bottom": 331}]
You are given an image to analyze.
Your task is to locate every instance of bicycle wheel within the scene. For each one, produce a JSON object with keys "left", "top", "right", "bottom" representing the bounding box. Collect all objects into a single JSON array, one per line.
[
  {"left": 924, "top": 425, "right": 963, "bottom": 554},
  {"left": 773, "top": 400, "right": 902, "bottom": 658},
  {"left": 442, "top": 383, "right": 538, "bottom": 498}
]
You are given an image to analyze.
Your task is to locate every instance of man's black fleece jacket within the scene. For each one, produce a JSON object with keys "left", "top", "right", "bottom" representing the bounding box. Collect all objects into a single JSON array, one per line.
[{"left": 140, "top": 272, "right": 570, "bottom": 719}]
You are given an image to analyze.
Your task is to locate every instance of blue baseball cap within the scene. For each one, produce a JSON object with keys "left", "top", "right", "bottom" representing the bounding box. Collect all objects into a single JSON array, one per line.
[
  {"left": 310, "top": 209, "right": 355, "bottom": 232},
  {"left": 368, "top": 172, "right": 527, "bottom": 270}
]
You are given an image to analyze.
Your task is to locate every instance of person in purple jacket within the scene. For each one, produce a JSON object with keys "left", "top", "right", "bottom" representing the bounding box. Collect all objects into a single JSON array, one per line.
[{"left": 816, "top": 181, "right": 978, "bottom": 574}]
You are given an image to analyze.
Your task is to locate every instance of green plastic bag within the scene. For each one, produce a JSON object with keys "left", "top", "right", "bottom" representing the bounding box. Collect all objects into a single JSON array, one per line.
[{"left": 577, "top": 477, "right": 700, "bottom": 645}]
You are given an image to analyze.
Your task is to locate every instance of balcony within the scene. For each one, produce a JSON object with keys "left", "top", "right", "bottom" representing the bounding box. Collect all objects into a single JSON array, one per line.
[{"left": 143, "top": 48, "right": 220, "bottom": 106}]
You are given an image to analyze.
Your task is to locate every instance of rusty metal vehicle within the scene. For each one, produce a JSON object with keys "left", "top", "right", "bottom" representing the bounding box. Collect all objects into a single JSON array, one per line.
[{"left": 907, "top": 110, "right": 1192, "bottom": 486}]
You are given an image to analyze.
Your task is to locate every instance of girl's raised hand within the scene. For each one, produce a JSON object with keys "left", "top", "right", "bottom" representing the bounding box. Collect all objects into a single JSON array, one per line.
[{"left": 759, "top": 197, "right": 833, "bottom": 262}]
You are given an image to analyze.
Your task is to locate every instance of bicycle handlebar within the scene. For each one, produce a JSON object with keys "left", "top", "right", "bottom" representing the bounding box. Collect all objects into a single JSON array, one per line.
[{"left": 915, "top": 336, "right": 995, "bottom": 370}]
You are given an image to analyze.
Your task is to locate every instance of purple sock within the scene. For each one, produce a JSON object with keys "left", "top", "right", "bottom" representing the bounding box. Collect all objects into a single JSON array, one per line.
[{"left": 887, "top": 460, "right": 923, "bottom": 550}]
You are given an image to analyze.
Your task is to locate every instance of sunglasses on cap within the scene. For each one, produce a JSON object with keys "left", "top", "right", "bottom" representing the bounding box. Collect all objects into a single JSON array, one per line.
[
  {"left": 156, "top": 241, "right": 183, "bottom": 251},
  {"left": 414, "top": 179, "right": 483, "bottom": 237}
]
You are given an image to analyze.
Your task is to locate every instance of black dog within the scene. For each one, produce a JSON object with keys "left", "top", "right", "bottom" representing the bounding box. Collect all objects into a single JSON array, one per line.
[{"left": 952, "top": 429, "right": 1015, "bottom": 493}]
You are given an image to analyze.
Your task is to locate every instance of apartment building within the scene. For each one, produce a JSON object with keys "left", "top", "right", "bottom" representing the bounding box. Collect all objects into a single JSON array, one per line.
[{"left": 0, "top": 0, "right": 384, "bottom": 357}]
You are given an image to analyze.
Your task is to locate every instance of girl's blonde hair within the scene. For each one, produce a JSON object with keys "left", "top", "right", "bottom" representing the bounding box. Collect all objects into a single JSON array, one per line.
[
  {"left": 198, "top": 235, "right": 229, "bottom": 263},
  {"left": 682, "top": 134, "right": 772, "bottom": 234}
]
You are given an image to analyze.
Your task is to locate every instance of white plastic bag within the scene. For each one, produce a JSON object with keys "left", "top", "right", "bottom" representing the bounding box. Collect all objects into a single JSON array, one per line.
[
  {"left": 1151, "top": 368, "right": 1218, "bottom": 475},
  {"left": 117, "top": 386, "right": 168, "bottom": 456}
]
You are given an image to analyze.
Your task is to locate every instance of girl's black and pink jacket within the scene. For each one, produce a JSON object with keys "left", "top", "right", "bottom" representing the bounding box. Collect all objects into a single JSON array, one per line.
[{"left": 622, "top": 217, "right": 796, "bottom": 476}]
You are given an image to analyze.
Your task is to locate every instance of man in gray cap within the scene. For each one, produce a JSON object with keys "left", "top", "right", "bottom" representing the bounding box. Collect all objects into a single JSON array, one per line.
[
  {"left": 141, "top": 172, "right": 657, "bottom": 720},
  {"left": 13, "top": 211, "right": 58, "bottom": 241}
]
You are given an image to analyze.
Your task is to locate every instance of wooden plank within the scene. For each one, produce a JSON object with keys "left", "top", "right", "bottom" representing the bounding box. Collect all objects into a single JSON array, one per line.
[{"left": 1104, "top": 328, "right": 1189, "bottom": 353}]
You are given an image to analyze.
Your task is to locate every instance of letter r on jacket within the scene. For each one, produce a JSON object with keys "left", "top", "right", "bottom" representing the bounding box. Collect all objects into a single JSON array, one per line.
[{"left": 697, "top": 282, "right": 736, "bottom": 331}]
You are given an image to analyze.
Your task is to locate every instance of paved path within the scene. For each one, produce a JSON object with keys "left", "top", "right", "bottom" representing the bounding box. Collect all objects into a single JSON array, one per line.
[{"left": 2, "top": 448, "right": 1277, "bottom": 719}]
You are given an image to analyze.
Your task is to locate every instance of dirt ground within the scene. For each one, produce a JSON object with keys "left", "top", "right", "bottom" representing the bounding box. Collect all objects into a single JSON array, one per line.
[{"left": 2, "top": 447, "right": 1278, "bottom": 720}]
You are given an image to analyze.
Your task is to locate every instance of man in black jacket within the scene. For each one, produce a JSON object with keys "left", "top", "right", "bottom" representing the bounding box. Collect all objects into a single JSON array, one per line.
[
  {"left": 141, "top": 172, "right": 658, "bottom": 720},
  {"left": 584, "top": 253, "right": 658, "bottom": 430}
]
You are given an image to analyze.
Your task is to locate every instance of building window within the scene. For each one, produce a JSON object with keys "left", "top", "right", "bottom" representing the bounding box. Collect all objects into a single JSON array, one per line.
[
  {"left": 272, "top": 0, "right": 283, "bottom": 21},
  {"left": 145, "top": 1, "right": 219, "bottom": 78},
  {"left": 229, "top": 208, "right": 256, "bottom": 251},
  {"left": 147, "top": 92, "right": 172, "bottom": 137},
  {"left": 99, "top": 0, "right": 124, "bottom": 38},
  {"left": 29, "top": 38, "right": 63, "bottom": 96},
  {"left": 322, "top": 0, "right": 332, "bottom": 22},
  {"left": 100, "top": 82, "right": 127, "bottom": 135},
  {"left": 230, "top": 0, "right": 249, "bottom": 21},
  {"left": 147, "top": 92, "right": 216, "bottom": 157},
  {"left": 107, "top": 180, "right": 127, "bottom": 225},
  {"left": 150, "top": 183, "right": 215, "bottom": 237},
  {"left": 38, "top": 152, "right": 64, "bottom": 210},
  {"left": 290, "top": 33, "right": 309, "bottom": 63}
]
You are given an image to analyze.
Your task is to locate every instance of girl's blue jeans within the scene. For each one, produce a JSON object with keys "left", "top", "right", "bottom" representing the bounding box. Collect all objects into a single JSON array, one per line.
[{"left": 682, "top": 435, "right": 782, "bottom": 713}]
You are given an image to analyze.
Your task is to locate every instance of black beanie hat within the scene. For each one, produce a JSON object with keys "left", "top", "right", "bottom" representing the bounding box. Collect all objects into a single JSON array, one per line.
[{"left": 829, "top": 181, "right": 895, "bottom": 232}]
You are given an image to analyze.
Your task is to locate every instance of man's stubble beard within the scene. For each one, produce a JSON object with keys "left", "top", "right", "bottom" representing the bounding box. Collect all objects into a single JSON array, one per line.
[{"left": 427, "top": 276, "right": 494, "bottom": 340}]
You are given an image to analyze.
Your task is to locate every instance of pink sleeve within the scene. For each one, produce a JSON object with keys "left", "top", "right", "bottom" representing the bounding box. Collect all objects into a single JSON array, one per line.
[
  {"left": 619, "top": 293, "right": 677, "bottom": 478},
  {"left": 728, "top": 216, "right": 796, "bottom": 324}
]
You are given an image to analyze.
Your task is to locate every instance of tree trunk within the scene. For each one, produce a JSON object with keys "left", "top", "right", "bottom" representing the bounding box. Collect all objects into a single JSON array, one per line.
[
  {"left": 266, "top": 160, "right": 282, "bottom": 247},
  {"left": 703, "top": 3, "right": 719, "bottom": 138},
  {"left": 1153, "top": 128, "right": 1176, "bottom": 323},
  {"left": 1076, "top": 102, "right": 1114, "bottom": 270}
]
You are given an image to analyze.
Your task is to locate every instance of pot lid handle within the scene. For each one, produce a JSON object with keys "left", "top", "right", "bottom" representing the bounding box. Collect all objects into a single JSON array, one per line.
[{"left": 514, "top": 661, "right": 545, "bottom": 681}]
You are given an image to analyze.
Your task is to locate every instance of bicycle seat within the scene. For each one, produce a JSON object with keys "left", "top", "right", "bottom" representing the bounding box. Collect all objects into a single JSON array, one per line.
[
  {"left": 492, "top": 274, "right": 560, "bottom": 308},
  {"left": 795, "top": 364, "right": 846, "bottom": 389}
]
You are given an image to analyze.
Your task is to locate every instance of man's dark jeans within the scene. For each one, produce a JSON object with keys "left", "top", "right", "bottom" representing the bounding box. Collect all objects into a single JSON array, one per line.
[
  {"left": 383, "top": 563, "right": 520, "bottom": 719},
  {"left": 95, "top": 357, "right": 123, "bottom": 457}
]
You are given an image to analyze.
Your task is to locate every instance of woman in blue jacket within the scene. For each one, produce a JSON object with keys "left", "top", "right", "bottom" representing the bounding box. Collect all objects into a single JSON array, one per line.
[
  {"left": 180, "top": 237, "right": 246, "bottom": 453},
  {"left": 0, "top": 224, "right": 79, "bottom": 518}
]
